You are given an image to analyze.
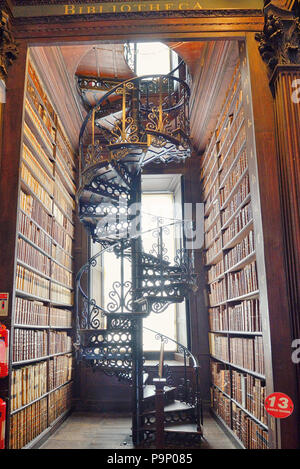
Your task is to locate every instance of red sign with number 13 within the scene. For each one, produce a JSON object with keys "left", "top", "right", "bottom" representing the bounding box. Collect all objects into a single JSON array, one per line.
[{"left": 264, "top": 392, "right": 294, "bottom": 419}]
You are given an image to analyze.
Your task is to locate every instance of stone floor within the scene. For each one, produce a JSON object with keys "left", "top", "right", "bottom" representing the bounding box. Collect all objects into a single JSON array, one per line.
[{"left": 39, "top": 411, "right": 237, "bottom": 450}]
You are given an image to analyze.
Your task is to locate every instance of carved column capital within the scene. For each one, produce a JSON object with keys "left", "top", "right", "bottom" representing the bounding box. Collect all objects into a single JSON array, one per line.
[
  {"left": 256, "top": 1, "right": 300, "bottom": 74},
  {"left": 0, "top": 10, "right": 18, "bottom": 81}
]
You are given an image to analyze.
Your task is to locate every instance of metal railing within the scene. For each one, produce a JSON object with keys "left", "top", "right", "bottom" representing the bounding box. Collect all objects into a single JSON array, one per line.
[
  {"left": 78, "top": 73, "right": 191, "bottom": 178},
  {"left": 144, "top": 326, "right": 203, "bottom": 432}
]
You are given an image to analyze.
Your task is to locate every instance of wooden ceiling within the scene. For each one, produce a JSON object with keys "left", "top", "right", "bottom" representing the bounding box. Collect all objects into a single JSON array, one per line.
[{"left": 30, "top": 39, "right": 239, "bottom": 155}]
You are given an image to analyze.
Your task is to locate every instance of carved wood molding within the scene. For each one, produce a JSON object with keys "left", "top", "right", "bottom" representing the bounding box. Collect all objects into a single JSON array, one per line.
[
  {"left": 0, "top": 10, "right": 18, "bottom": 80},
  {"left": 256, "top": 1, "right": 300, "bottom": 73}
]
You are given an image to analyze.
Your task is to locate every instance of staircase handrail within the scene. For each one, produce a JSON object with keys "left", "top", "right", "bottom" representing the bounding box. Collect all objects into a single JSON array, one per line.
[
  {"left": 143, "top": 326, "right": 199, "bottom": 369},
  {"left": 143, "top": 325, "right": 203, "bottom": 430},
  {"left": 79, "top": 73, "right": 190, "bottom": 142}
]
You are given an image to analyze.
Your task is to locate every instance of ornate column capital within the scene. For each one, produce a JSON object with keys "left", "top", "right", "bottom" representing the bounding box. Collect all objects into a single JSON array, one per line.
[
  {"left": 0, "top": 9, "right": 18, "bottom": 81},
  {"left": 255, "top": 1, "right": 300, "bottom": 74}
]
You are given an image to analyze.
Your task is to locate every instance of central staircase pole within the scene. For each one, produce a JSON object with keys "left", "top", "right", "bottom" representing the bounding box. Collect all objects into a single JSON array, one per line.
[{"left": 131, "top": 172, "right": 144, "bottom": 446}]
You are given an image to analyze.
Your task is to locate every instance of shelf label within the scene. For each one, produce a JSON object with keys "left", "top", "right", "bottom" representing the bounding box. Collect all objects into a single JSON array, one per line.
[
  {"left": 264, "top": 392, "right": 294, "bottom": 419},
  {"left": 0, "top": 293, "right": 9, "bottom": 317}
]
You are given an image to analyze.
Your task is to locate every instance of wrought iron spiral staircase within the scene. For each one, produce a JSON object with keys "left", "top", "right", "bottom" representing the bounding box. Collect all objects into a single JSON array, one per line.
[{"left": 75, "top": 68, "right": 203, "bottom": 447}]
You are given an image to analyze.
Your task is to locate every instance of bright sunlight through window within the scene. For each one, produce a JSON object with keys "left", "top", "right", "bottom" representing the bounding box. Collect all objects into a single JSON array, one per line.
[{"left": 101, "top": 192, "right": 177, "bottom": 351}]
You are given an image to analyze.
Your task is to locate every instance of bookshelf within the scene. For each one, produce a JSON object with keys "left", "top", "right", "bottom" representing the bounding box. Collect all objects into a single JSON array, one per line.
[
  {"left": 201, "top": 62, "right": 270, "bottom": 450},
  {"left": 1, "top": 56, "right": 76, "bottom": 449}
]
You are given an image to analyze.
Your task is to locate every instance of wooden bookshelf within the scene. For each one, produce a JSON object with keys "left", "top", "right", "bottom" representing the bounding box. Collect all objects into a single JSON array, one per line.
[
  {"left": 1, "top": 56, "right": 76, "bottom": 449},
  {"left": 201, "top": 61, "right": 270, "bottom": 450}
]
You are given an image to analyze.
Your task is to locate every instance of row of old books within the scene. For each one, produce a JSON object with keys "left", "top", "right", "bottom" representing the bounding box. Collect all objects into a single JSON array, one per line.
[
  {"left": 227, "top": 261, "right": 258, "bottom": 298},
  {"left": 20, "top": 190, "right": 53, "bottom": 237},
  {"left": 209, "top": 333, "right": 265, "bottom": 375},
  {"left": 10, "top": 361, "right": 47, "bottom": 412},
  {"left": 217, "top": 63, "right": 241, "bottom": 132},
  {"left": 56, "top": 122, "right": 76, "bottom": 180},
  {"left": 205, "top": 217, "right": 222, "bottom": 249},
  {"left": 16, "top": 265, "right": 50, "bottom": 299},
  {"left": 208, "top": 333, "right": 229, "bottom": 362},
  {"left": 52, "top": 219, "right": 73, "bottom": 255},
  {"left": 220, "top": 145, "right": 248, "bottom": 206},
  {"left": 201, "top": 136, "right": 218, "bottom": 181},
  {"left": 27, "top": 63, "right": 56, "bottom": 140},
  {"left": 52, "top": 243, "right": 73, "bottom": 271},
  {"left": 210, "top": 361, "right": 230, "bottom": 395},
  {"left": 48, "top": 382, "right": 72, "bottom": 425},
  {"left": 54, "top": 181, "right": 75, "bottom": 222},
  {"left": 232, "top": 370, "right": 267, "bottom": 425},
  {"left": 50, "top": 282, "right": 73, "bottom": 305},
  {"left": 217, "top": 66, "right": 242, "bottom": 148},
  {"left": 211, "top": 386, "right": 231, "bottom": 427},
  {"left": 19, "top": 197, "right": 74, "bottom": 263},
  {"left": 204, "top": 172, "right": 219, "bottom": 208},
  {"left": 207, "top": 258, "right": 224, "bottom": 284},
  {"left": 228, "top": 300, "right": 261, "bottom": 332},
  {"left": 56, "top": 152, "right": 76, "bottom": 195},
  {"left": 209, "top": 306, "right": 227, "bottom": 331},
  {"left": 21, "top": 162, "right": 52, "bottom": 214},
  {"left": 204, "top": 201, "right": 220, "bottom": 233},
  {"left": 211, "top": 387, "right": 268, "bottom": 449},
  {"left": 221, "top": 171, "right": 249, "bottom": 225},
  {"left": 25, "top": 97, "right": 54, "bottom": 156},
  {"left": 224, "top": 229, "right": 255, "bottom": 271},
  {"left": 232, "top": 402, "right": 268, "bottom": 449},
  {"left": 9, "top": 397, "right": 48, "bottom": 449},
  {"left": 15, "top": 297, "right": 49, "bottom": 326},
  {"left": 49, "top": 307, "right": 72, "bottom": 328},
  {"left": 19, "top": 210, "right": 52, "bottom": 256},
  {"left": 27, "top": 60, "right": 76, "bottom": 189},
  {"left": 217, "top": 84, "right": 243, "bottom": 156},
  {"left": 219, "top": 108, "right": 245, "bottom": 179},
  {"left": 209, "top": 300, "right": 261, "bottom": 332},
  {"left": 49, "top": 354, "right": 73, "bottom": 390},
  {"left": 230, "top": 336, "right": 265, "bottom": 375},
  {"left": 17, "top": 238, "right": 50, "bottom": 277},
  {"left": 13, "top": 329, "right": 48, "bottom": 362},
  {"left": 223, "top": 202, "right": 253, "bottom": 247},
  {"left": 51, "top": 259, "right": 73, "bottom": 289},
  {"left": 53, "top": 203, "right": 75, "bottom": 239},
  {"left": 49, "top": 331, "right": 72, "bottom": 355},
  {"left": 22, "top": 144, "right": 54, "bottom": 196},
  {"left": 14, "top": 297, "right": 72, "bottom": 328},
  {"left": 206, "top": 236, "right": 222, "bottom": 265},
  {"left": 209, "top": 278, "right": 227, "bottom": 306},
  {"left": 23, "top": 121, "right": 54, "bottom": 177}
]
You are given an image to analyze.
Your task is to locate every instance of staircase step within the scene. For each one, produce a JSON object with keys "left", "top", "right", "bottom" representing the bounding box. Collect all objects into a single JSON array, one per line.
[
  {"left": 144, "top": 400, "right": 192, "bottom": 415},
  {"left": 165, "top": 423, "right": 200, "bottom": 434},
  {"left": 143, "top": 384, "right": 176, "bottom": 401},
  {"left": 143, "top": 422, "right": 199, "bottom": 434},
  {"left": 141, "top": 253, "right": 170, "bottom": 267}
]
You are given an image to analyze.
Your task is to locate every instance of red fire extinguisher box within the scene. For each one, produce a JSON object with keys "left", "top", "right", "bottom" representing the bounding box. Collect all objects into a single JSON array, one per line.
[
  {"left": 0, "top": 398, "right": 6, "bottom": 449},
  {"left": 0, "top": 325, "right": 9, "bottom": 378}
]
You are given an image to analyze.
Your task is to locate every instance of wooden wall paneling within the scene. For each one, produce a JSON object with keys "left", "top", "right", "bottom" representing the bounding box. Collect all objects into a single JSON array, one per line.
[
  {"left": 270, "top": 64, "right": 300, "bottom": 405},
  {"left": 183, "top": 153, "right": 211, "bottom": 405},
  {"left": 12, "top": 16, "right": 264, "bottom": 42},
  {"left": 244, "top": 33, "right": 299, "bottom": 450}
]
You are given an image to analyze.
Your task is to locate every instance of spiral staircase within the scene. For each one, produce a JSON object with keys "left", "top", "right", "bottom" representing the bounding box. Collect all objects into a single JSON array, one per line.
[{"left": 75, "top": 68, "right": 203, "bottom": 447}]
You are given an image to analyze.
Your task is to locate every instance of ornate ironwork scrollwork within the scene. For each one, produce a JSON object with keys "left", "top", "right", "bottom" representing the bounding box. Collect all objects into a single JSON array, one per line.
[{"left": 107, "top": 280, "right": 133, "bottom": 313}]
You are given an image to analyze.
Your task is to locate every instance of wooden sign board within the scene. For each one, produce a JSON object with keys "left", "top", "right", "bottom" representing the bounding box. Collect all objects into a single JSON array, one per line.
[{"left": 12, "top": 1, "right": 264, "bottom": 17}]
